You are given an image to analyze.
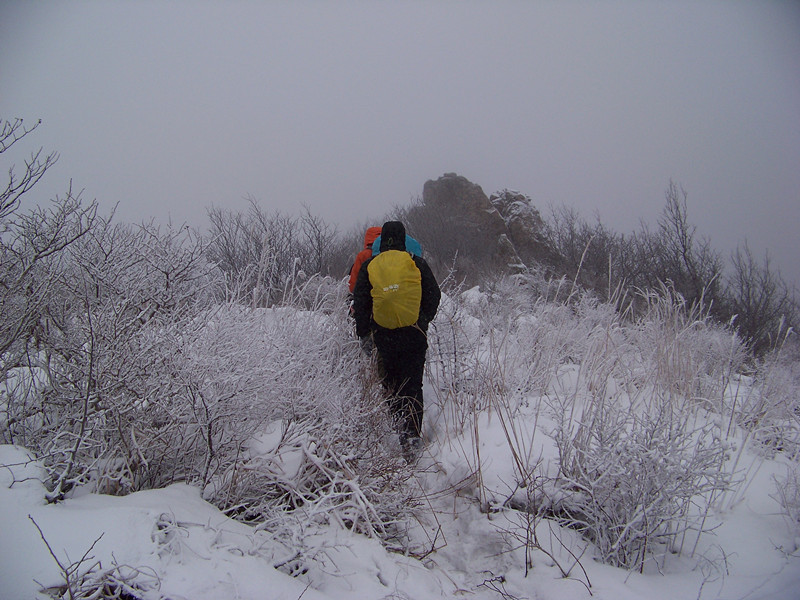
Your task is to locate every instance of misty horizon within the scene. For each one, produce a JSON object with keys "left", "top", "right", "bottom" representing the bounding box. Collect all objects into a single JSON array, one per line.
[{"left": 1, "top": 1, "right": 798, "bottom": 286}]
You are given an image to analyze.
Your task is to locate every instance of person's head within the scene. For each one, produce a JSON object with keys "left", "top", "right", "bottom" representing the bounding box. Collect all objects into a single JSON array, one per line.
[
  {"left": 363, "top": 226, "right": 382, "bottom": 249},
  {"left": 380, "top": 221, "right": 406, "bottom": 252}
]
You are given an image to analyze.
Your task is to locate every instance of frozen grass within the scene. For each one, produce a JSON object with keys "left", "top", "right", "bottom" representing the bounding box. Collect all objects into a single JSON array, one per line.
[
  {"left": 425, "top": 275, "right": 798, "bottom": 575},
  {"left": 2, "top": 272, "right": 799, "bottom": 599}
]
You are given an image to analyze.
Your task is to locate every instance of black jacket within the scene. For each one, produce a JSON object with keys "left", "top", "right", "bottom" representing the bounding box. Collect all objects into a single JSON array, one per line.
[{"left": 352, "top": 252, "right": 440, "bottom": 339}]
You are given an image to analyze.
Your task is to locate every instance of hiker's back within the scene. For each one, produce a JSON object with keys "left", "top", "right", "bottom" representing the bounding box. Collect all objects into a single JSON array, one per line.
[{"left": 368, "top": 249, "right": 422, "bottom": 329}]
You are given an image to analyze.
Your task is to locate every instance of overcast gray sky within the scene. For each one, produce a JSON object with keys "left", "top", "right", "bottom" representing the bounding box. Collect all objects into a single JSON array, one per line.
[{"left": 2, "top": 1, "right": 798, "bottom": 286}]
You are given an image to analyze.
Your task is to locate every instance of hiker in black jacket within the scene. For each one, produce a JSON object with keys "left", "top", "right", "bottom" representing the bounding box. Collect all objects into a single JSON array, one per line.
[{"left": 352, "top": 221, "right": 441, "bottom": 459}]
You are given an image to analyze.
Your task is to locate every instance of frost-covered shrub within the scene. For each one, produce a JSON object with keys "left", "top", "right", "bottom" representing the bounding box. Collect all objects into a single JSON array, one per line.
[
  {"left": 428, "top": 277, "right": 577, "bottom": 424},
  {"left": 735, "top": 347, "right": 800, "bottom": 460},
  {"left": 426, "top": 276, "right": 783, "bottom": 575},
  {"left": 540, "top": 288, "right": 736, "bottom": 571},
  {"left": 23, "top": 288, "right": 414, "bottom": 539},
  {"left": 426, "top": 287, "right": 488, "bottom": 433},
  {"left": 774, "top": 462, "right": 800, "bottom": 537},
  {"left": 188, "top": 303, "right": 418, "bottom": 539},
  {"left": 549, "top": 388, "right": 729, "bottom": 571},
  {"left": 630, "top": 285, "right": 746, "bottom": 410},
  {"left": 4, "top": 220, "right": 220, "bottom": 499},
  {"left": 2, "top": 205, "right": 418, "bottom": 539},
  {"left": 220, "top": 397, "right": 414, "bottom": 539},
  {"left": 100, "top": 297, "right": 418, "bottom": 539},
  {"left": 282, "top": 273, "right": 347, "bottom": 313}
]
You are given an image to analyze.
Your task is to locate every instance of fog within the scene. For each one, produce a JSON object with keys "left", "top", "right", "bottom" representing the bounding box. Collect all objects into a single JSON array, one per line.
[{"left": 1, "top": 1, "right": 798, "bottom": 285}]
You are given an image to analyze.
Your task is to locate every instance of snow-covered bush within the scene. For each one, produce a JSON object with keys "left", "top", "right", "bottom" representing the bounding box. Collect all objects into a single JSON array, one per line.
[
  {"left": 540, "top": 287, "right": 736, "bottom": 570},
  {"left": 630, "top": 284, "right": 747, "bottom": 412},
  {"left": 738, "top": 346, "right": 800, "bottom": 460},
  {"left": 1, "top": 184, "right": 420, "bottom": 542},
  {"left": 189, "top": 302, "right": 418, "bottom": 540},
  {"left": 1, "top": 219, "right": 220, "bottom": 499},
  {"left": 426, "top": 285, "right": 488, "bottom": 435},
  {"left": 0, "top": 196, "right": 99, "bottom": 441},
  {"left": 548, "top": 386, "right": 729, "bottom": 571},
  {"left": 3, "top": 217, "right": 419, "bottom": 538},
  {"left": 427, "top": 278, "right": 750, "bottom": 573},
  {"left": 774, "top": 461, "right": 800, "bottom": 539}
]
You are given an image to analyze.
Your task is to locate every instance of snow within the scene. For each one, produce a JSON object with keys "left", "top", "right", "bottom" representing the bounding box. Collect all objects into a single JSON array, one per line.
[
  {"left": 3, "top": 402, "right": 799, "bottom": 599},
  {"left": 2, "top": 288, "right": 800, "bottom": 600}
]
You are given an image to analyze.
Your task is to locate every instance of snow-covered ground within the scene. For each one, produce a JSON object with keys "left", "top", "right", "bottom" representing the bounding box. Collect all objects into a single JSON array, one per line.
[
  {"left": 2, "top": 285, "right": 800, "bottom": 600},
  {"left": 3, "top": 385, "right": 799, "bottom": 600}
]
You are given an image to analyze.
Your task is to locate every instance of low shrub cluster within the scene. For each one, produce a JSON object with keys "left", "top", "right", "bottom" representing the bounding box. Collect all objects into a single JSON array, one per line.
[{"left": 427, "top": 274, "right": 797, "bottom": 573}]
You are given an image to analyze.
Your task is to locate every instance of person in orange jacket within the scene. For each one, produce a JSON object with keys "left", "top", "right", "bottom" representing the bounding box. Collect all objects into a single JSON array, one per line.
[{"left": 348, "top": 226, "right": 382, "bottom": 294}]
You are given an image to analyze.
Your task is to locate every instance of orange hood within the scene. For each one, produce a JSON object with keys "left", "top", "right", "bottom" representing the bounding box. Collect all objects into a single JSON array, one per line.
[{"left": 363, "top": 226, "right": 382, "bottom": 250}]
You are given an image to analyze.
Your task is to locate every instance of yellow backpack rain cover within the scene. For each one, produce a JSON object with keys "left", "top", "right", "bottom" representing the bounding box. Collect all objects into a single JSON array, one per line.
[{"left": 368, "top": 250, "right": 422, "bottom": 329}]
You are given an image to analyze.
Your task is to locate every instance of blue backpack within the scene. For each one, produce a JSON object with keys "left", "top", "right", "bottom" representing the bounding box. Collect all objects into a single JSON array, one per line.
[{"left": 372, "top": 235, "right": 422, "bottom": 257}]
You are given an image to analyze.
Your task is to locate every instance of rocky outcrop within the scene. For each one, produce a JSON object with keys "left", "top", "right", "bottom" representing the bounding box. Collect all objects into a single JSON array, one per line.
[
  {"left": 422, "top": 173, "right": 507, "bottom": 240},
  {"left": 420, "top": 173, "right": 554, "bottom": 272},
  {"left": 489, "top": 189, "right": 554, "bottom": 266}
]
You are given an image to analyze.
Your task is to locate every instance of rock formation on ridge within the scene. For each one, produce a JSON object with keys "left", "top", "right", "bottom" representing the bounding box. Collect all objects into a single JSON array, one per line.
[{"left": 416, "top": 173, "right": 555, "bottom": 275}]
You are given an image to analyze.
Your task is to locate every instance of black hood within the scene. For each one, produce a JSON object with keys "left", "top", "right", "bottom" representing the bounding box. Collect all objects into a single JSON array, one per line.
[{"left": 379, "top": 221, "right": 406, "bottom": 252}]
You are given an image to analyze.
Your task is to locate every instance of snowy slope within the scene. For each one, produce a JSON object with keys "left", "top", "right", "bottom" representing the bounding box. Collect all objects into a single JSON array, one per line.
[
  {"left": 2, "top": 285, "right": 800, "bottom": 600},
  {"left": 3, "top": 399, "right": 799, "bottom": 600}
]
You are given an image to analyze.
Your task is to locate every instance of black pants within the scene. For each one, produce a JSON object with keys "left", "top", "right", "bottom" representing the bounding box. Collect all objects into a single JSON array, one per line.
[{"left": 372, "top": 325, "right": 427, "bottom": 441}]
